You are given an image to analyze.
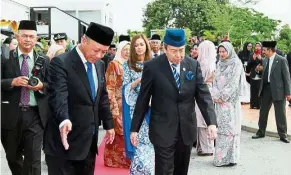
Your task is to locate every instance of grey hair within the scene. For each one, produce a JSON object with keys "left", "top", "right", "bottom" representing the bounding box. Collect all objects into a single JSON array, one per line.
[{"left": 83, "top": 34, "right": 92, "bottom": 43}]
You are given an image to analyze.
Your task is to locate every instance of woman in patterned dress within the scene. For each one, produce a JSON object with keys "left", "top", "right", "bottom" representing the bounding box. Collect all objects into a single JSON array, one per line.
[
  {"left": 104, "top": 41, "right": 131, "bottom": 168},
  {"left": 122, "top": 34, "right": 154, "bottom": 175},
  {"left": 212, "top": 42, "right": 246, "bottom": 167}
]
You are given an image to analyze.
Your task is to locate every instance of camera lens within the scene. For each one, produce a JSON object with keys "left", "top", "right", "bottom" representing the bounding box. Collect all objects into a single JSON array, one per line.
[{"left": 28, "top": 77, "right": 39, "bottom": 86}]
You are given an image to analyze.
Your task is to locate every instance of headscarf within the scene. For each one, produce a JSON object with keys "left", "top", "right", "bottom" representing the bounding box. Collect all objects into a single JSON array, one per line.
[
  {"left": 113, "top": 40, "right": 130, "bottom": 64},
  {"left": 240, "top": 42, "right": 252, "bottom": 57},
  {"left": 46, "top": 44, "right": 64, "bottom": 60},
  {"left": 217, "top": 42, "right": 247, "bottom": 96},
  {"left": 218, "top": 42, "right": 240, "bottom": 67},
  {"left": 197, "top": 40, "right": 216, "bottom": 82}
]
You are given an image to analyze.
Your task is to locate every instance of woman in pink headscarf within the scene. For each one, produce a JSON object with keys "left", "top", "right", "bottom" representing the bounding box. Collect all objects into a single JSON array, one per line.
[{"left": 195, "top": 40, "right": 217, "bottom": 156}]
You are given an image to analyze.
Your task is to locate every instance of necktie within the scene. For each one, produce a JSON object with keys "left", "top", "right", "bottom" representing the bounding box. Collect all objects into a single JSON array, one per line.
[
  {"left": 263, "top": 59, "right": 270, "bottom": 84},
  {"left": 171, "top": 64, "right": 180, "bottom": 89},
  {"left": 86, "top": 62, "right": 96, "bottom": 101},
  {"left": 20, "top": 55, "right": 30, "bottom": 105},
  {"left": 154, "top": 53, "right": 158, "bottom": 57}
]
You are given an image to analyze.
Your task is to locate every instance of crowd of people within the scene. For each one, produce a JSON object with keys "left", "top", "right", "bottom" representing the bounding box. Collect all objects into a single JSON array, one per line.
[{"left": 1, "top": 19, "right": 291, "bottom": 175}]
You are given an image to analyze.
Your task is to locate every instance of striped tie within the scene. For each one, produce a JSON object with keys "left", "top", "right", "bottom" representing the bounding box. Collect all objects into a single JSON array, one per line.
[{"left": 171, "top": 64, "right": 180, "bottom": 89}]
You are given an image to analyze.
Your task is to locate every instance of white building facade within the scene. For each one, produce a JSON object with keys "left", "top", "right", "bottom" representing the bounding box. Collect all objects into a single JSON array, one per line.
[{"left": 1, "top": 0, "right": 113, "bottom": 42}]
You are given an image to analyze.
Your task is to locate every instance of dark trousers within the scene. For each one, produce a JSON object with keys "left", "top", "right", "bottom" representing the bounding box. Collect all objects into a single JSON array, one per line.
[
  {"left": 1, "top": 107, "right": 43, "bottom": 175},
  {"left": 250, "top": 79, "right": 261, "bottom": 108},
  {"left": 258, "top": 84, "right": 287, "bottom": 138},
  {"left": 154, "top": 126, "right": 192, "bottom": 175},
  {"left": 45, "top": 136, "right": 97, "bottom": 175}
]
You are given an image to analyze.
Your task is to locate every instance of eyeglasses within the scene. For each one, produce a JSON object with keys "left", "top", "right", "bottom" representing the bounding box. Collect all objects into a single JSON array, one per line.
[{"left": 150, "top": 41, "right": 161, "bottom": 45}]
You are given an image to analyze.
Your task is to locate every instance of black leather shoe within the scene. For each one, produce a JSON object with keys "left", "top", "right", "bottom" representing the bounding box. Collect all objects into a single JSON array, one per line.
[
  {"left": 252, "top": 134, "right": 265, "bottom": 139},
  {"left": 280, "top": 137, "right": 290, "bottom": 143}
]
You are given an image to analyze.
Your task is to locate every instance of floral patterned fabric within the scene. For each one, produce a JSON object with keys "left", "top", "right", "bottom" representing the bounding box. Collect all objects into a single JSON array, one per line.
[
  {"left": 122, "top": 61, "right": 155, "bottom": 175},
  {"left": 104, "top": 60, "right": 131, "bottom": 168},
  {"left": 212, "top": 58, "right": 243, "bottom": 166}
]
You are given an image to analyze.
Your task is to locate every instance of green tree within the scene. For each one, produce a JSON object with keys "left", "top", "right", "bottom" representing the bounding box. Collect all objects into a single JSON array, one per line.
[
  {"left": 143, "top": 0, "right": 219, "bottom": 36},
  {"left": 208, "top": 6, "right": 279, "bottom": 49},
  {"left": 127, "top": 29, "right": 145, "bottom": 39},
  {"left": 277, "top": 24, "right": 291, "bottom": 54}
]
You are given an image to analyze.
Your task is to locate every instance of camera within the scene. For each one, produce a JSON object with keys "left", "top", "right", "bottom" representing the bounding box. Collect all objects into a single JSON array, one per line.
[{"left": 28, "top": 55, "right": 46, "bottom": 86}]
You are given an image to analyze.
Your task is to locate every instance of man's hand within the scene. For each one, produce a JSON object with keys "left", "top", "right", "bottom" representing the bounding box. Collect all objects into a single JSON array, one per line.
[
  {"left": 105, "top": 129, "right": 115, "bottom": 144},
  {"left": 208, "top": 125, "right": 217, "bottom": 140},
  {"left": 286, "top": 95, "right": 291, "bottom": 101},
  {"left": 257, "top": 54, "right": 262, "bottom": 60},
  {"left": 26, "top": 78, "right": 44, "bottom": 91},
  {"left": 256, "top": 64, "right": 263, "bottom": 72},
  {"left": 60, "top": 121, "right": 72, "bottom": 150},
  {"left": 130, "top": 132, "right": 138, "bottom": 147},
  {"left": 11, "top": 76, "right": 29, "bottom": 87}
]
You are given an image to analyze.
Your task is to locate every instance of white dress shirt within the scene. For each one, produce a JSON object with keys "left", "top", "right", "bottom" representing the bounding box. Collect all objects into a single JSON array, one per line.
[
  {"left": 59, "top": 46, "right": 99, "bottom": 129},
  {"left": 152, "top": 51, "right": 161, "bottom": 57},
  {"left": 168, "top": 61, "right": 181, "bottom": 75},
  {"left": 75, "top": 46, "right": 98, "bottom": 93},
  {"left": 268, "top": 53, "right": 276, "bottom": 82}
]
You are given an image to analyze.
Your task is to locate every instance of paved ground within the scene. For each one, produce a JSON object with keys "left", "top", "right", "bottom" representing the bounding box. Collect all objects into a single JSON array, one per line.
[
  {"left": 241, "top": 103, "right": 291, "bottom": 137},
  {"left": 1, "top": 130, "right": 291, "bottom": 175}
]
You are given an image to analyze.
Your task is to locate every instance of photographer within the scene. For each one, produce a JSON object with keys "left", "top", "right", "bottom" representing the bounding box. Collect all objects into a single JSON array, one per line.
[
  {"left": 246, "top": 42, "right": 263, "bottom": 109},
  {"left": 1, "top": 20, "right": 50, "bottom": 175}
]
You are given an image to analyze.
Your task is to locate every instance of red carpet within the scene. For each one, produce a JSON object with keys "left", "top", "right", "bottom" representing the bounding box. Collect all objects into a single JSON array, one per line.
[{"left": 94, "top": 138, "right": 130, "bottom": 175}]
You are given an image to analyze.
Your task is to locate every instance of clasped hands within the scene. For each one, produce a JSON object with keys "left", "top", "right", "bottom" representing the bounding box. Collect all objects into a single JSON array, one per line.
[{"left": 214, "top": 98, "right": 223, "bottom": 104}]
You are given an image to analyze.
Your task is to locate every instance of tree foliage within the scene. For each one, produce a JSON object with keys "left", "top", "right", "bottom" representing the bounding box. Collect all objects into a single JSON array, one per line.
[
  {"left": 207, "top": 6, "right": 279, "bottom": 49},
  {"left": 277, "top": 25, "right": 291, "bottom": 54},
  {"left": 142, "top": 0, "right": 284, "bottom": 50}
]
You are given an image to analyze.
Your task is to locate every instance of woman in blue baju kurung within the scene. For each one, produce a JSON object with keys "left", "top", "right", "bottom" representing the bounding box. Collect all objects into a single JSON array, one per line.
[{"left": 122, "top": 34, "right": 154, "bottom": 175}]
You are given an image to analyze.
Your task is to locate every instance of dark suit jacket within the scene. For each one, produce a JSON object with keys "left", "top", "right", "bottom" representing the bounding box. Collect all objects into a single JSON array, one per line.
[
  {"left": 1, "top": 49, "right": 50, "bottom": 130},
  {"left": 43, "top": 48, "right": 114, "bottom": 160},
  {"left": 287, "top": 52, "right": 291, "bottom": 78},
  {"left": 131, "top": 54, "right": 217, "bottom": 147},
  {"left": 101, "top": 54, "right": 114, "bottom": 71},
  {"left": 258, "top": 54, "right": 291, "bottom": 100}
]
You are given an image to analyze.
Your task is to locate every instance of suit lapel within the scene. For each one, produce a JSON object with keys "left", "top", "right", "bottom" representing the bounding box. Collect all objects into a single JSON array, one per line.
[
  {"left": 10, "top": 49, "right": 21, "bottom": 76},
  {"left": 72, "top": 49, "right": 93, "bottom": 102},
  {"left": 179, "top": 58, "right": 188, "bottom": 93},
  {"left": 94, "top": 61, "right": 102, "bottom": 105},
  {"left": 262, "top": 58, "right": 268, "bottom": 77},
  {"left": 270, "top": 55, "right": 278, "bottom": 75},
  {"left": 160, "top": 55, "right": 179, "bottom": 92}
]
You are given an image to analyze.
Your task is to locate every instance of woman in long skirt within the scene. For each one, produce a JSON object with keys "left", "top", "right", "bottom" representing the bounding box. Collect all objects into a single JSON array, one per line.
[{"left": 212, "top": 42, "right": 245, "bottom": 167}]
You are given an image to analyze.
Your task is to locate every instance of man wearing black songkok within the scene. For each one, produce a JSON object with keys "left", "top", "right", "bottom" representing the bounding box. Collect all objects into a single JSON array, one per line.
[
  {"left": 252, "top": 41, "right": 291, "bottom": 143},
  {"left": 44, "top": 22, "right": 115, "bottom": 174},
  {"left": 118, "top": 34, "right": 130, "bottom": 43},
  {"left": 1, "top": 20, "right": 50, "bottom": 175}
]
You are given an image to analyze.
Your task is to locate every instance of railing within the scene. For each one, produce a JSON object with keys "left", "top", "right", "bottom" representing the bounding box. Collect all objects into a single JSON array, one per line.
[{"left": 30, "top": 6, "right": 89, "bottom": 42}]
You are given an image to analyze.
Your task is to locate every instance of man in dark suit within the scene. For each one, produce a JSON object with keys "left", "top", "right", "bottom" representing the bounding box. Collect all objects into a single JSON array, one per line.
[
  {"left": 1, "top": 20, "right": 50, "bottom": 175},
  {"left": 287, "top": 52, "right": 291, "bottom": 107},
  {"left": 130, "top": 29, "right": 217, "bottom": 175},
  {"left": 101, "top": 44, "right": 116, "bottom": 70},
  {"left": 150, "top": 34, "right": 163, "bottom": 57},
  {"left": 43, "top": 22, "right": 115, "bottom": 175},
  {"left": 252, "top": 41, "right": 291, "bottom": 143}
]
